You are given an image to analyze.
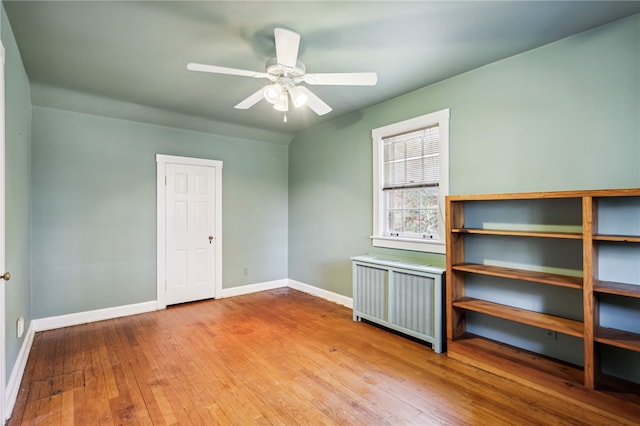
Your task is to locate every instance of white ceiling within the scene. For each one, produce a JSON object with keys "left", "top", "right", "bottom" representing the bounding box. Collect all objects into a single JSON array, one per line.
[{"left": 4, "top": 1, "right": 640, "bottom": 137}]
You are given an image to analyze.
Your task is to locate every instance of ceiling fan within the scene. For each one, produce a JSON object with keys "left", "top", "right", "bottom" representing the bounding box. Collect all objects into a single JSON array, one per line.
[{"left": 187, "top": 28, "right": 377, "bottom": 121}]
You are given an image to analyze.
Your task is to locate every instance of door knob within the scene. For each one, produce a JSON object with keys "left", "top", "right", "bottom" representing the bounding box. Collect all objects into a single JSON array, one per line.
[
  {"left": 209, "top": 236, "right": 214, "bottom": 240},
  {"left": 1, "top": 272, "right": 10, "bottom": 281}
]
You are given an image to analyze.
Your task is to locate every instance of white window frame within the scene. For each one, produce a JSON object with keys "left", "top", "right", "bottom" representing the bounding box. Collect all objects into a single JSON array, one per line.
[{"left": 371, "top": 108, "right": 450, "bottom": 254}]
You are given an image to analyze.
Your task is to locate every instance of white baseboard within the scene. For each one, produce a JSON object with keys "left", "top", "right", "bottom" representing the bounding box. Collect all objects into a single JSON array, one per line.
[
  {"left": 287, "top": 279, "right": 353, "bottom": 309},
  {"left": 32, "top": 300, "right": 158, "bottom": 332},
  {"left": 220, "top": 278, "right": 353, "bottom": 309},
  {"left": 5, "top": 322, "right": 35, "bottom": 420},
  {"left": 220, "top": 279, "right": 288, "bottom": 298},
  {"left": 29, "top": 279, "right": 349, "bottom": 333}
]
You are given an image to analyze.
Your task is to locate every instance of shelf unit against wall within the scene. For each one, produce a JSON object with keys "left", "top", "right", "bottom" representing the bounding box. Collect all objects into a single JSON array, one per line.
[{"left": 446, "top": 188, "right": 640, "bottom": 396}]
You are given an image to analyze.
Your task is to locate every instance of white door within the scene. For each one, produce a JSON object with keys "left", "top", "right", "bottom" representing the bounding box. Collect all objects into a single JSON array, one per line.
[{"left": 165, "top": 163, "right": 217, "bottom": 305}]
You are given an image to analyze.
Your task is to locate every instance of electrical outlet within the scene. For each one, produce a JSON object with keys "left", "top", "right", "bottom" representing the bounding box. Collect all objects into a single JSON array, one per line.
[
  {"left": 17, "top": 317, "right": 24, "bottom": 338},
  {"left": 545, "top": 330, "right": 557, "bottom": 340}
]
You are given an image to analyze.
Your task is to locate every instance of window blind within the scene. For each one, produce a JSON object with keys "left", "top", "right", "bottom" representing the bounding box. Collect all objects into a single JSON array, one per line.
[{"left": 382, "top": 124, "right": 440, "bottom": 190}]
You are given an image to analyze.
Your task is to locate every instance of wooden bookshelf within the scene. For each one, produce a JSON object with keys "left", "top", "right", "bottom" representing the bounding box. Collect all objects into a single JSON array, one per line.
[
  {"left": 453, "top": 297, "right": 584, "bottom": 337},
  {"left": 451, "top": 263, "right": 583, "bottom": 289},
  {"left": 595, "top": 327, "right": 640, "bottom": 353},
  {"left": 446, "top": 188, "right": 640, "bottom": 394},
  {"left": 593, "top": 235, "right": 640, "bottom": 243},
  {"left": 594, "top": 280, "right": 640, "bottom": 299},
  {"left": 448, "top": 334, "right": 584, "bottom": 385},
  {"left": 451, "top": 228, "right": 583, "bottom": 239}
]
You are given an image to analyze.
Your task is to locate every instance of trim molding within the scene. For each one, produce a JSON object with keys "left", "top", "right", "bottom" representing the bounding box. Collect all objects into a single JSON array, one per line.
[
  {"left": 32, "top": 301, "right": 158, "bottom": 332},
  {"left": 371, "top": 108, "right": 450, "bottom": 254},
  {"left": 0, "top": 39, "right": 7, "bottom": 422},
  {"left": 5, "top": 322, "right": 34, "bottom": 420},
  {"left": 220, "top": 279, "right": 288, "bottom": 298},
  {"left": 288, "top": 279, "right": 353, "bottom": 309},
  {"left": 28, "top": 280, "right": 352, "bottom": 333}
]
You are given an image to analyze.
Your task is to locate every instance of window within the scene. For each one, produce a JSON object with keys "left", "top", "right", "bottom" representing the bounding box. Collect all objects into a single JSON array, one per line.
[{"left": 372, "top": 109, "right": 450, "bottom": 253}]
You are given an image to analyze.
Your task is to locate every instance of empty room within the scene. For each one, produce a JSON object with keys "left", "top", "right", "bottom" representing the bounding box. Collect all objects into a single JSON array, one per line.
[{"left": 1, "top": 1, "right": 640, "bottom": 424}]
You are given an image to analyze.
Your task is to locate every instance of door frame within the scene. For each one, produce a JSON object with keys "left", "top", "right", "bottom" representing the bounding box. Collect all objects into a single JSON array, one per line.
[
  {"left": 156, "top": 154, "right": 223, "bottom": 309},
  {"left": 0, "top": 41, "right": 7, "bottom": 421}
]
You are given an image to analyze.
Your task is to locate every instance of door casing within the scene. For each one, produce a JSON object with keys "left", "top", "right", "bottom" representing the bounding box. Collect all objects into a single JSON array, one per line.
[
  {"left": 156, "top": 154, "right": 223, "bottom": 309},
  {"left": 0, "top": 41, "right": 7, "bottom": 421}
]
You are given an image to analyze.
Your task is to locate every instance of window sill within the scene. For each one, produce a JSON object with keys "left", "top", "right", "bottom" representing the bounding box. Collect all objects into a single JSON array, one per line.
[{"left": 371, "top": 236, "right": 446, "bottom": 254}]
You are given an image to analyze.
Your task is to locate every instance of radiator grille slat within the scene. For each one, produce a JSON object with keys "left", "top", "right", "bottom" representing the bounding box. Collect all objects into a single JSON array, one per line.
[
  {"left": 355, "top": 265, "right": 388, "bottom": 320},
  {"left": 392, "top": 272, "right": 434, "bottom": 337}
]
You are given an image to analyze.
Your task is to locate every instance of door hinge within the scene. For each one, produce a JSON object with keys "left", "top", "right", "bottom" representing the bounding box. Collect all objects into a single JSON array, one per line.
[{"left": 165, "top": 176, "right": 167, "bottom": 186}]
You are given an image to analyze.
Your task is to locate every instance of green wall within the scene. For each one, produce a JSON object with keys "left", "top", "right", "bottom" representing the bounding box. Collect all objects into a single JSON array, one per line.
[
  {"left": 31, "top": 107, "right": 288, "bottom": 318},
  {"left": 289, "top": 15, "right": 640, "bottom": 296},
  {"left": 2, "top": 5, "right": 32, "bottom": 382}
]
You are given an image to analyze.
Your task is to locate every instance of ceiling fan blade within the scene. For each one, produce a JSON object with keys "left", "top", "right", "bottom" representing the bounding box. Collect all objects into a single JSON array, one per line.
[
  {"left": 297, "top": 86, "right": 332, "bottom": 116},
  {"left": 234, "top": 88, "right": 265, "bottom": 109},
  {"left": 274, "top": 28, "right": 300, "bottom": 68},
  {"left": 303, "top": 72, "right": 378, "bottom": 86},
  {"left": 187, "top": 63, "right": 269, "bottom": 79}
]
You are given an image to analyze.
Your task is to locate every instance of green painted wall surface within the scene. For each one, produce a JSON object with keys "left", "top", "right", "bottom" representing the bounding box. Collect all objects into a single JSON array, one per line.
[
  {"left": 289, "top": 15, "right": 640, "bottom": 297},
  {"left": 2, "top": 5, "right": 32, "bottom": 382},
  {"left": 31, "top": 107, "right": 288, "bottom": 318}
]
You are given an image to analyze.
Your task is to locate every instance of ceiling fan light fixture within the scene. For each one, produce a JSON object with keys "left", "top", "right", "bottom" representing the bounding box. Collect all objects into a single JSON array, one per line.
[
  {"left": 273, "top": 92, "right": 289, "bottom": 112},
  {"left": 288, "top": 86, "right": 308, "bottom": 108},
  {"left": 263, "top": 84, "right": 282, "bottom": 104}
]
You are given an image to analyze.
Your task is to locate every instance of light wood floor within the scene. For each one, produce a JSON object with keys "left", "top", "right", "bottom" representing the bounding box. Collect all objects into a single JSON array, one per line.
[{"left": 8, "top": 288, "right": 640, "bottom": 425}]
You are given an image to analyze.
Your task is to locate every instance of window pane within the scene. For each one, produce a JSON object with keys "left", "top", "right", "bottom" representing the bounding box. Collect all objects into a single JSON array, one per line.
[
  {"left": 387, "top": 210, "right": 402, "bottom": 234},
  {"left": 382, "top": 124, "right": 440, "bottom": 189},
  {"left": 404, "top": 210, "right": 420, "bottom": 233},
  {"left": 384, "top": 187, "right": 440, "bottom": 238},
  {"left": 392, "top": 140, "right": 405, "bottom": 161},
  {"left": 420, "top": 187, "right": 439, "bottom": 209},
  {"left": 385, "top": 190, "right": 402, "bottom": 209},
  {"left": 403, "top": 189, "right": 420, "bottom": 209},
  {"left": 384, "top": 161, "right": 407, "bottom": 187},
  {"left": 424, "top": 127, "right": 439, "bottom": 155},
  {"left": 405, "top": 157, "right": 424, "bottom": 184},
  {"left": 383, "top": 142, "right": 394, "bottom": 162},
  {"left": 423, "top": 155, "right": 439, "bottom": 183},
  {"left": 421, "top": 209, "right": 439, "bottom": 236},
  {"left": 405, "top": 136, "right": 422, "bottom": 158}
]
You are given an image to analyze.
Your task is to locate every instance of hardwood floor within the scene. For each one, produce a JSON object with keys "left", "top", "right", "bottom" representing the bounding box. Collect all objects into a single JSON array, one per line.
[{"left": 8, "top": 288, "right": 640, "bottom": 425}]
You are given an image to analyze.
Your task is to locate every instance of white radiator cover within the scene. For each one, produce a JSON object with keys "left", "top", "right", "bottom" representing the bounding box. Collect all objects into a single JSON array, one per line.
[{"left": 352, "top": 256, "right": 445, "bottom": 353}]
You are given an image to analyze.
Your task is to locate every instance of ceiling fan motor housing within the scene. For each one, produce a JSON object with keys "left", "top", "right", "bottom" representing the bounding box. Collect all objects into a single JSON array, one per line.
[{"left": 265, "top": 57, "right": 306, "bottom": 82}]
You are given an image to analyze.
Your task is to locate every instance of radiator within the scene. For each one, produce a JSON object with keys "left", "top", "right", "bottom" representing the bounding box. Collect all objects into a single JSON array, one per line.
[{"left": 352, "top": 256, "right": 444, "bottom": 353}]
